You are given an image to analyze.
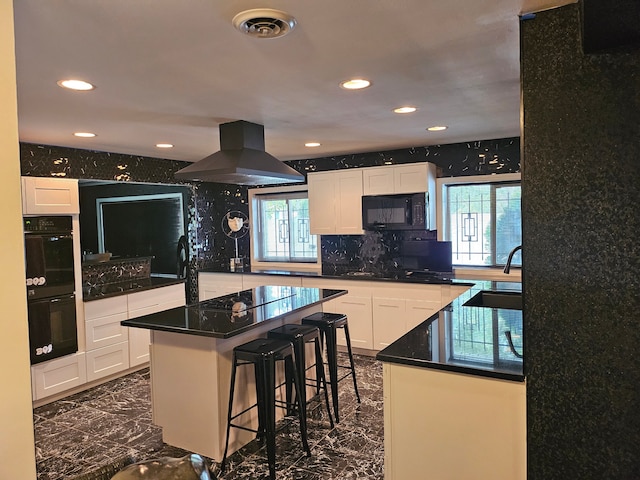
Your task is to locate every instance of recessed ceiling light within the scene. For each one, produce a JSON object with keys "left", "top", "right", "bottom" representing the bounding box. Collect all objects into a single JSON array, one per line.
[
  {"left": 57, "top": 79, "right": 95, "bottom": 91},
  {"left": 340, "top": 78, "right": 371, "bottom": 90},
  {"left": 305, "top": 142, "right": 321, "bottom": 148},
  {"left": 393, "top": 106, "right": 417, "bottom": 114},
  {"left": 156, "top": 143, "right": 174, "bottom": 148},
  {"left": 73, "top": 132, "right": 96, "bottom": 138},
  {"left": 427, "top": 125, "right": 448, "bottom": 131}
]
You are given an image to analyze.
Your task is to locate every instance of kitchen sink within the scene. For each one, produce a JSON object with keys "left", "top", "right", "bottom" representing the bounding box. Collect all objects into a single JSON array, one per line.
[{"left": 463, "top": 290, "right": 522, "bottom": 310}]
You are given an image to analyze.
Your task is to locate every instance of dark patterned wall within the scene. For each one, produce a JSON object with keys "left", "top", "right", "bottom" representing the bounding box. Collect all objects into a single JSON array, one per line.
[
  {"left": 521, "top": 4, "right": 640, "bottom": 479},
  {"left": 286, "top": 137, "right": 520, "bottom": 177},
  {"left": 20, "top": 137, "right": 519, "bottom": 298}
]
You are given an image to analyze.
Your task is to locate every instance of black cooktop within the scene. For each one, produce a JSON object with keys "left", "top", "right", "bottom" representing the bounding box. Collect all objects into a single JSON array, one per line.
[{"left": 198, "top": 286, "right": 297, "bottom": 311}]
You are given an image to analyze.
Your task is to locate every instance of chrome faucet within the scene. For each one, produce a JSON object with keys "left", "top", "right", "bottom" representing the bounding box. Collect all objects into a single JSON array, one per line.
[{"left": 503, "top": 245, "right": 522, "bottom": 274}]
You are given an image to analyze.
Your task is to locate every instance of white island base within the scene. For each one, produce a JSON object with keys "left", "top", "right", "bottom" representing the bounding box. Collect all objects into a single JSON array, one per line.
[
  {"left": 149, "top": 304, "right": 322, "bottom": 461},
  {"left": 383, "top": 363, "right": 526, "bottom": 480}
]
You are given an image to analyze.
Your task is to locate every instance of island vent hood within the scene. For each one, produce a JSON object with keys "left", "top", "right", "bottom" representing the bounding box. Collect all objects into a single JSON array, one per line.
[{"left": 175, "top": 120, "right": 304, "bottom": 185}]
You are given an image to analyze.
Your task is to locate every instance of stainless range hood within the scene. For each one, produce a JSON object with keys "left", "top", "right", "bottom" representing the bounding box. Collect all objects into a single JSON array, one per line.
[{"left": 175, "top": 120, "right": 304, "bottom": 185}]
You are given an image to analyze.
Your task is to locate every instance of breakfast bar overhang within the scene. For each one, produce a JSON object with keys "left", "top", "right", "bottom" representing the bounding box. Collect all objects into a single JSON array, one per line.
[{"left": 121, "top": 285, "right": 347, "bottom": 461}]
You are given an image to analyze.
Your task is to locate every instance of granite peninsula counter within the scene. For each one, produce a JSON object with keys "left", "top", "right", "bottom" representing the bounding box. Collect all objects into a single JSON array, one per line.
[{"left": 121, "top": 285, "right": 346, "bottom": 460}]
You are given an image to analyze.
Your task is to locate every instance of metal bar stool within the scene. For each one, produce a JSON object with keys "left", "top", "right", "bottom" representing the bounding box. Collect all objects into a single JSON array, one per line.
[
  {"left": 221, "top": 337, "right": 311, "bottom": 480},
  {"left": 267, "top": 324, "right": 334, "bottom": 429},
  {"left": 301, "top": 312, "right": 361, "bottom": 423}
]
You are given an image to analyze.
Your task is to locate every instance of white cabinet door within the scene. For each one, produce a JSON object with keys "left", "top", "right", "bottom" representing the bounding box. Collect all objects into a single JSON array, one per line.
[
  {"left": 308, "top": 171, "right": 337, "bottom": 235},
  {"left": 335, "top": 170, "right": 364, "bottom": 234},
  {"left": 198, "top": 273, "right": 243, "bottom": 301},
  {"left": 373, "top": 297, "right": 406, "bottom": 350},
  {"left": 394, "top": 163, "right": 429, "bottom": 193},
  {"left": 129, "top": 328, "right": 151, "bottom": 367},
  {"left": 325, "top": 294, "right": 373, "bottom": 350},
  {"left": 31, "top": 353, "right": 87, "bottom": 400},
  {"left": 308, "top": 170, "right": 363, "bottom": 235},
  {"left": 362, "top": 166, "right": 394, "bottom": 195},
  {"left": 85, "top": 342, "right": 130, "bottom": 382},
  {"left": 22, "top": 176, "right": 80, "bottom": 215},
  {"left": 405, "top": 299, "right": 441, "bottom": 331}
]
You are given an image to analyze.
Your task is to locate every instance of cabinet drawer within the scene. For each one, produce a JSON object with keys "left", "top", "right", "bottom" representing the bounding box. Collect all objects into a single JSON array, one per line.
[
  {"left": 128, "top": 284, "right": 185, "bottom": 318},
  {"left": 31, "top": 353, "right": 87, "bottom": 400},
  {"left": 85, "top": 342, "right": 130, "bottom": 382},
  {"left": 84, "top": 296, "right": 128, "bottom": 322},
  {"left": 85, "top": 313, "right": 129, "bottom": 350}
]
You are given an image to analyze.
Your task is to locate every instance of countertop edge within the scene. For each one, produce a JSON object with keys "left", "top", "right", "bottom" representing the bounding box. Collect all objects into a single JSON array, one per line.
[{"left": 83, "top": 277, "right": 186, "bottom": 302}]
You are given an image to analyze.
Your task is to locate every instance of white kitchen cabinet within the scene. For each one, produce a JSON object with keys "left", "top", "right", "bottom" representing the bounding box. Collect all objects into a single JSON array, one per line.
[
  {"left": 405, "top": 298, "right": 441, "bottom": 331},
  {"left": 31, "top": 352, "right": 87, "bottom": 400},
  {"left": 383, "top": 363, "right": 526, "bottom": 480},
  {"left": 22, "top": 176, "right": 80, "bottom": 215},
  {"left": 301, "top": 277, "right": 374, "bottom": 350},
  {"left": 127, "top": 284, "right": 186, "bottom": 367},
  {"left": 198, "top": 272, "right": 243, "bottom": 301},
  {"left": 362, "top": 162, "right": 436, "bottom": 195},
  {"left": 373, "top": 297, "right": 406, "bottom": 350},
  {"left": 84, "top": 296, "right": 128, "bottom": 350},
  {"left": 308, "top": 169, "right": 364, "bottom": 235},
  {"left": 84, "top": 296, "right": 129, "bottom": 381},
  {"left": 85, "top": 342, "right": 130, "bottom": 382}
]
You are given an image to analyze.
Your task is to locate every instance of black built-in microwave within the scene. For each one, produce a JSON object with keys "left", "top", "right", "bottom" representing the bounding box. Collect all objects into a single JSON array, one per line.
[{"left": 362, "top": 193, "right": 429, "bottom": 231}]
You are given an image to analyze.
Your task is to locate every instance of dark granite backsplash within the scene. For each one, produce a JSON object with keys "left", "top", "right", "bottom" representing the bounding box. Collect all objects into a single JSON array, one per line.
[
  {"left": 320, "top": 230, "right": 437, "bottom": 276},
  {"left": 82, "top": 257, "right": 152, "bottom": 289}
]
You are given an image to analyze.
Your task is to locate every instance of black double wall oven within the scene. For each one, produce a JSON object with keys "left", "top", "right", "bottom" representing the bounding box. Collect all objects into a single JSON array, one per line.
[{"left": 24, "top": 216, "right": 78, "bottom": 365}]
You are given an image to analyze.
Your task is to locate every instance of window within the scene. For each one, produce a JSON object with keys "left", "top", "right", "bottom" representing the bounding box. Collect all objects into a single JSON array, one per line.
[
  {"left": 253, "top": 191, "right": 318, "bottom": 263},
  {"left": 441, "top": 176, "right": 521, "bottom": 268}
]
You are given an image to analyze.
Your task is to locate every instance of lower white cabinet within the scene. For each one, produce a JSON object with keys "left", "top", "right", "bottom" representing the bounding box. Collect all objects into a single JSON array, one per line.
[
  {"left": 199, "top": 273, "right": 243, "bottom": 301},
  {"left": 84, "top": 296, "right": 128, "bottom": 350},
  {"left": 127, "top": 284, "right": 186, "bottom": 367},
  {"left": 31, "top": 352, "right": 87, "bottom": 400},
  {"left": 85, "top": 342, "right": 130, "bottom": 382},
  {"left": 325, "top": 293, "right": 373, "bottom": 350}
]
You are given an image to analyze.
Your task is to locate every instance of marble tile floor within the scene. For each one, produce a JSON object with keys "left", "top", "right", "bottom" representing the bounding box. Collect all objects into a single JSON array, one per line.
[{"left": 34, "top": 353, "right": 384, "bottom": 480}]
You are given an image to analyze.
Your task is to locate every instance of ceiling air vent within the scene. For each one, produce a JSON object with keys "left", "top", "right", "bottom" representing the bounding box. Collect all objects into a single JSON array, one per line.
[{"left": 232, "top": 8, "right": 297, "bottom": 39}]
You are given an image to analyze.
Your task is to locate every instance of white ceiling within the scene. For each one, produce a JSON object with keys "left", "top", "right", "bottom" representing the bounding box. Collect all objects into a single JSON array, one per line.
[{"left": 12, "top": 0, "right": 574, "bottom": 163}]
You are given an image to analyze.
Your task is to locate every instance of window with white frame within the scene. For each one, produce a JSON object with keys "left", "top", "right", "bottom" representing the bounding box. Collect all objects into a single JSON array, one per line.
[
  {"left": 253, "top": 190, "right": 318, "bottom": 263},
  {"left": 441, "top": 176, "right": 521, "bottom": 268}
]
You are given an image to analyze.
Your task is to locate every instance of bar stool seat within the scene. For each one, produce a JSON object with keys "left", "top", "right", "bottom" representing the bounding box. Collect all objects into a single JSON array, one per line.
[
  {"left": 301, "top": 312, "right": 361, "bottom": 423},
  {"left": 221, "top": 337, "right": 311, "bottom": 480},
  {"left": 267, "top": 324, "right": 334, "bottom": 428}
]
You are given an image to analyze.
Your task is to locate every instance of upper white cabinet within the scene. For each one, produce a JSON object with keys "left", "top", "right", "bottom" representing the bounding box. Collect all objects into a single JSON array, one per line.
[
  {"left": 22, "top": 176, "right": 80, "bottom": 215},
  {"left": 363, "top": 162, "right": 436, "bottom": 195},
  {"left": 308, "top": 169, "right": 364, "bottom": 235}
]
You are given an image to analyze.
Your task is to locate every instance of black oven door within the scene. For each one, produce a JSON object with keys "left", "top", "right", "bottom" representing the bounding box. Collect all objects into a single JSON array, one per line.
[
  {"left": 25, "top": 232, "right": 75, "bottom": 300},
  {"left": 28, "top": 294, "right": 78, "bottom": 365}
]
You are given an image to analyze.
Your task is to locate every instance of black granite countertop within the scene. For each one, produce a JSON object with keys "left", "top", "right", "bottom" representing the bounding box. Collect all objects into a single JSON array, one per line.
[
  {"left": 199, "top": 267, "right": 475, "bottom": 286},
  {"left": 121, "top": 286, "right": 347, "bottom": 339},
  {"left": 376, "top": 279, "right": 524, "bottom": 382},
  {"left": 83, "top": 277, "right": 185, "bottom": 302}
]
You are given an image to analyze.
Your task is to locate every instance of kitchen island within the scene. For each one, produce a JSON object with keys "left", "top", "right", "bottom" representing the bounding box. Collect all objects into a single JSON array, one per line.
[{"left": 122, "top": 285, "right": 346, "bottom": 460}]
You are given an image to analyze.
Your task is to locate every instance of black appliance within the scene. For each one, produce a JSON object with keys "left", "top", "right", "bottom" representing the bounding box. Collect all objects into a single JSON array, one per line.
[
  {"left": 28, "top": 294, "right": 78, "bottom": 364},
  {"left": 362, "top": 193, "right": 429, "bottom": 231},
  {"left": 401, "top": 240, "right": 453, "bottom": 275},
  {"left": 24, "top": 216, "right": 78, "bottom": 364}
]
